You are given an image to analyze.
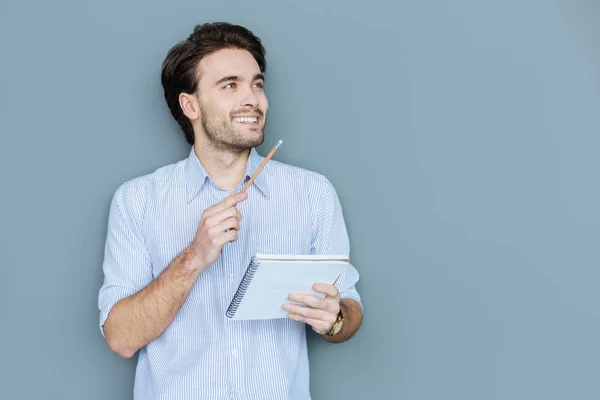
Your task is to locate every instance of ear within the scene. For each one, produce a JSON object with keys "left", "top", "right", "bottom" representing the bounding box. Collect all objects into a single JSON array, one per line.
[{"left": 179, "top": 92, "right": 199, "bottom": 121}]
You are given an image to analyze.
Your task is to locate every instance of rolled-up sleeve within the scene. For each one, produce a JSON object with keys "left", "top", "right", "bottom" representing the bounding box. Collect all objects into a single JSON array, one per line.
[
  {"left": 311, "top": 177, "right": 362, "bottom": 310},
  {"left": 98, "top": 183, "right": 153, "bottom": 338}
]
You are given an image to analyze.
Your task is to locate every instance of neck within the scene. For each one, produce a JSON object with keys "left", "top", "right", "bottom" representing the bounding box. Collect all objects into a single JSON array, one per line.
[{"left": 193, "top": 138, "right": 250, "bottom": 194}]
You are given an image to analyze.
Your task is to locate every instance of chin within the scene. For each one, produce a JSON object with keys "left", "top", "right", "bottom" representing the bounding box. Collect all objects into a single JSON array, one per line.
[
  {"left": 228, "top": 135, "right": 264, "bottom": 150},
  {"left": 238, "top": 128, "right": 264, "bottom": 142}
]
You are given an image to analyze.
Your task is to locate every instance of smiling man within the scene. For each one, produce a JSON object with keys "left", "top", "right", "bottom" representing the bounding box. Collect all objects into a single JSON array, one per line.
[{"left": 98, "top": 22, "right": 363, "bottom": 400}]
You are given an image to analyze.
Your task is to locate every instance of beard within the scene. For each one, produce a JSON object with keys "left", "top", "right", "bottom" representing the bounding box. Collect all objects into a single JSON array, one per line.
[{"left": 199, "top": 104, "right": 266, "bottom": 152}]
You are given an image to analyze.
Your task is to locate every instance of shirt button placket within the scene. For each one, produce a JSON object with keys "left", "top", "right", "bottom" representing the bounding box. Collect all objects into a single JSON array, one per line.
[
  {"left": 221, "top": 230, "right": 244, "bottom": 398},
  {"left": 223, "top": 189, "right": 246, "bottom": 398},
  {"left": 229, "top": 326, "right": 244, "bottom": 396}
]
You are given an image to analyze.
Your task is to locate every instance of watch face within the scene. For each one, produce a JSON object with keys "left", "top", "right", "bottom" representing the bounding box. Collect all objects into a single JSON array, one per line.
[{"left": 333, "top": 320, "right": 343, "bottom": 335}]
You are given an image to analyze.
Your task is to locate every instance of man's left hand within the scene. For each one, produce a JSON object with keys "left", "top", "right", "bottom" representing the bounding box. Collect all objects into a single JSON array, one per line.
[{"left": 283, "top": 283, "right": 340, "bottom": 335}]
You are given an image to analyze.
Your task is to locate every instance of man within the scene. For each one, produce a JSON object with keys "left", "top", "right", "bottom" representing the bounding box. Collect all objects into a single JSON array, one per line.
[{"left": 98, "top": 22, "right": 363, "bottom": 399}]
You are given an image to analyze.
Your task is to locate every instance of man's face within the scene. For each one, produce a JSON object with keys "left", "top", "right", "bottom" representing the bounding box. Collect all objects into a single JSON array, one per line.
[{"left": 195, "top": 48, "right": 268, "bottom": 151}]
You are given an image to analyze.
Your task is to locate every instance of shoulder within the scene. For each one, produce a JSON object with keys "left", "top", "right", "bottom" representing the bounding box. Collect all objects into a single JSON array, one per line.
[
  {"left": 264, "top": 158, "right": 336, "bottom": 196},
  {"left": 110, "top": 158, "right": 186, "bottom": 220}
]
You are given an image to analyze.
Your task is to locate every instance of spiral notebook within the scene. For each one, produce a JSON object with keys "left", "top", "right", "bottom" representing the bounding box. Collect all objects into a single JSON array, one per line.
[{"left": 226, "top": 254, "right": 349, "bottom": 320}]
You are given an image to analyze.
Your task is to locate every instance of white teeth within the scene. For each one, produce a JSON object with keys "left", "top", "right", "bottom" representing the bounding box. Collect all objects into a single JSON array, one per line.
[{"left": 234, "top": 117, "right": 257, "bottom": 123}]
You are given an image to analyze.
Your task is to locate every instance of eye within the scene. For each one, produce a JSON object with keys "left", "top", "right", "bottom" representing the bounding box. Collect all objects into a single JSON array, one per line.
[
  {"left": 253, "top": 81, "right": 264, "bottom": 89},
  {"left": 224, "top": 82, "right": 236, "bottom": 89}
]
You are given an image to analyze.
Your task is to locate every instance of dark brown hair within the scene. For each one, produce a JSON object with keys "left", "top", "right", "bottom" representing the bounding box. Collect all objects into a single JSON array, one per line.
[{"left": 161, "top": 22, "right": 267, "bottom": 145}]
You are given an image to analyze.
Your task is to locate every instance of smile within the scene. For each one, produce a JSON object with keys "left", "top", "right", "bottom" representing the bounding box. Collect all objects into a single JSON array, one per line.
[{"left": 232, "top": 117, "right": 258, "bottom": 124}]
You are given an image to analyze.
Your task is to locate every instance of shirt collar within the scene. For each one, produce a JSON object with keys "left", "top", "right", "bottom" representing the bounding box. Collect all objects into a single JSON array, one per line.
[
  {"left": 185, "top": 146, "right": 269, "bottom": 203},
  {"left": 245, "top": 146, "right": 269, "bottom": 198}
]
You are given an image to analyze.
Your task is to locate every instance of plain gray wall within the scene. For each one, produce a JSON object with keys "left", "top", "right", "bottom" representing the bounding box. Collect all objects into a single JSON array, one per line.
[{"left": 1, "top": 0, "right": 600, "bottom": 399}]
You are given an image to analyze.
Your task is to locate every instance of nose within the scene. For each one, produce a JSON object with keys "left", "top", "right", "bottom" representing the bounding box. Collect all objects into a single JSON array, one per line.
[{"left": 240, "top": 87, "right": 259, "bottom": 109}]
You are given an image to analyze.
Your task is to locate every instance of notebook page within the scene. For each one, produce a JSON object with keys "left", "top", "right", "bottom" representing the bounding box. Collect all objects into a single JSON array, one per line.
[{"left": 228, "top": 259, "right": 348, "bottom": 320}]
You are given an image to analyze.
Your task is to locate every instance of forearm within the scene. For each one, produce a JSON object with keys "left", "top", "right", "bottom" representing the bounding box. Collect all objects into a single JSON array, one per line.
[
  {"left": 103, "top": 246, "right": 203, "bottom": 358},
  {"left": 321, "top": 298, "right": 363, "bottom": 343}
]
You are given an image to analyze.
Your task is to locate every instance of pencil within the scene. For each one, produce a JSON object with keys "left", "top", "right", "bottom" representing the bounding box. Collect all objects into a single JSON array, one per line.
[{"left": 241, "top": 140, "right": 283, "bottom": 193}]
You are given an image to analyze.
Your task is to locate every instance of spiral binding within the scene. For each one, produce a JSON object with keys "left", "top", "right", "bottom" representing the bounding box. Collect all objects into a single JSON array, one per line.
[{"left": 226, "top": 256, "right": 261, "bottom": 318}]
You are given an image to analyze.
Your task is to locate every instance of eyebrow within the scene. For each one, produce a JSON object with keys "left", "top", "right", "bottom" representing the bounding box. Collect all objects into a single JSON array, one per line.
[{"left": 213, "top": 73, "right": 265, "bottom": 87}]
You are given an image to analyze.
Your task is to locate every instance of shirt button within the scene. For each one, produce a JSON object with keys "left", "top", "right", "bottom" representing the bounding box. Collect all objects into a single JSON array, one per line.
[
  {"left": 232, "top": 349, "right": 239, "bottom": 356},
  {"left": 229, "top": 274, "right": 235, "bottom": 282}
]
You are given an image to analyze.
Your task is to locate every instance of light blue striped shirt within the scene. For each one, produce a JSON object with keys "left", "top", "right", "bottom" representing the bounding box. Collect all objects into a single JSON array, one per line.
[{"left": 98, "top": 146, "right": 362, "bottom": 400}]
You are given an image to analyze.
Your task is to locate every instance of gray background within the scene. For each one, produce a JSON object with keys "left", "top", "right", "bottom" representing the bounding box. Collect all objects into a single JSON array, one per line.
[{"left": 1, "top": 0, "right": 600, "bottom": 399}]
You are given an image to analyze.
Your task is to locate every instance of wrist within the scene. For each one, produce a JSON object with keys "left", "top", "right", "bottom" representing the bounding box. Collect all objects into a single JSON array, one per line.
[
  {"left": 181, "top": 245, "right": 207, "bottom": 274},
  {"left": 321, "top": 299, "right": 362, "bottom": 343}
]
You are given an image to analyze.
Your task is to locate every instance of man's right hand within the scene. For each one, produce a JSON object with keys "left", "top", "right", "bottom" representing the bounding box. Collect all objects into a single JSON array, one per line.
[{"left": 190, "top": 191, "right": 248, "bottom": 271}]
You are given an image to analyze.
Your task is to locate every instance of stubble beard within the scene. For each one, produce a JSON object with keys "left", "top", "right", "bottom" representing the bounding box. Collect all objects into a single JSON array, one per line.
[{"left": 200, "top": 105, "right": 266, "bottom": 153}]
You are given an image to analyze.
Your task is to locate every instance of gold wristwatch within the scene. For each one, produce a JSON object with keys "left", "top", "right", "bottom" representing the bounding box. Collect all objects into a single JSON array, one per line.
[{"left": 327, "top": 309, "right": 344, "bottom": 336}]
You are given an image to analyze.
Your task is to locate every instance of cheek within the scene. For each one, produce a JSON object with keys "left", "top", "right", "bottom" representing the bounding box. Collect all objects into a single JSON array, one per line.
[
  {"left": 203, "top": 96, "right": 234, "bottom": 115},
  {"left": 216, "top": 103, "right": 236, "bottom": 120}
]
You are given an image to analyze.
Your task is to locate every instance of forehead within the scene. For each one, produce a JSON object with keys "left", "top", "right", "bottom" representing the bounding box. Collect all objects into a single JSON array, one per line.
[{"left": 196, "top": 48, "right": 261, "bottom": 83}]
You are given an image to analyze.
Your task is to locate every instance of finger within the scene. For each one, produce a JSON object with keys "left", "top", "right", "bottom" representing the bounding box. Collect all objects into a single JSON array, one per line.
[
  {"left": 283, "top": 303, "right": 331, "bottom": 321},
  {"left": 287, "top": 313, "right": 331, "bottom": 334},
  {"left": 210, "top": 227, "right": 239, "bottom": 247},
  {"left": 313, "top": 283, "right": 339, "bottom": 298},
  {"left": 205, "top": 207, "right": 242, "bottom": 228},
  {"left": 287, "top": 293, "right": 327, "bottom": 311},
  {"left": 218, "top": 228, "right": 238, "bottom": 244},
  {"left": 204, "top": 196, "right": 245, "bottom": 221},
  {"left": 209, "top": 216, "right": 240, "bottom": 236},
  {"left": 204, "top": 192, "right": 247, "bottom": 217}
]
